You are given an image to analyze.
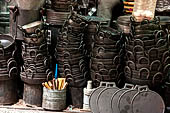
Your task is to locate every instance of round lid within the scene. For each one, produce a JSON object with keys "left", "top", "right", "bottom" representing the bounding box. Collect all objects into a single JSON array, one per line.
[
  {"left": 118, "top": 86, "right": 139, "bottom": 113},
  {"left": 89, "top": 82, "right": 107, "bottom": 113},
  {"left": 132, "top": 86, "right": 165, "bottom": 113},
  {"left": 97, "top": 83, "right": 119, "bottom": 113},
  {"left": 111, "top": 84, "right": 134, "bottom": 113}
]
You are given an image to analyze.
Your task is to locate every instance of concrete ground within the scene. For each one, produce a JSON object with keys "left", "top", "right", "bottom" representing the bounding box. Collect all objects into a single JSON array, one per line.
[
  {"left": 0, "top": 106, "right": 91, "bottom": 113},
  {"left": 0, "top": 100, "right": 91, "bottom": 113}
]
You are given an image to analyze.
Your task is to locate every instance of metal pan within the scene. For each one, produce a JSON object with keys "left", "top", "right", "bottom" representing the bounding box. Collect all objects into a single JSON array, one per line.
[
  {"left": 97, "top": 82, "right": 119, "bottom": 113},
  {"left": 111, "top": 84, "right": 134, "bottom": 113},
  {"left": 89, "top": 82, "right": 107, "bottom": 113},
  {"left": 131, "top": 86, "right": 165, "bottom": 113}
]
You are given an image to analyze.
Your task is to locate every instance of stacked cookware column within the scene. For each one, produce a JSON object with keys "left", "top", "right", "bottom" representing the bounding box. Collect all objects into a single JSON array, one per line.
[
  {"left": 124, "top": 17, "right": 169, "bottom": 90},
  {"left": 45, "top": 0, "right": 72, "bottom": 69},
  {"left": 0, "top": 34, "right": 18, "bottom": 104},
  {"left": 19, "top": 22, "right": 53, "bottom": 106},
  {"left": 54, "top": 12, "right": 88, "bottom": 108},
  {"left": 8, "top": 0, "right": 46, "bottom": 106},
  {"left": 90, "top": 27, "right": 123, "bottom": 87}
]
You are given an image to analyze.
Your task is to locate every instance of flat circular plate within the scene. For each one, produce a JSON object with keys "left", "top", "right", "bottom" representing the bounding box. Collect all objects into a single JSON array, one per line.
[
  {"left": 97, "top": 87, "right": 119, "bottom": 113},
  {"left": 132, "top": 90, "right": 165, "bottom": 113},
  {"left": 89, "top": 87, "right": 105, "bottom": 113},
  {"left": 111, "top": 88, "right": 128, "bottom": 113},
  {"left": 118, "top": 89, "right": 138, "bottom": 113}
]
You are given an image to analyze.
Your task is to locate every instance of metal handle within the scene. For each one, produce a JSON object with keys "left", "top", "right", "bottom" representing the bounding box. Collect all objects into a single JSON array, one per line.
[
  {"left": 124, "top": 83, "right": 134, "bottom": 89},
  {"left": 138, "top": 57, "right": 149, "bottom": 65},
  {"left": 139, "top": 68, "right": 150, "bottom": 79},
  {"left": 152, "top": 72, "right": 163, "bottom": 85},
  {"left": 134, "top": 39, "right": 144, "bottom": 47},
  {"left": 106, "top": 82, "right": 116, "bottom": 87},
  {"left": 138, "top": 85, "right": 149, "bottom": 92},
  {"left": 150, "top": 60, "right": 161, "bottom": 71},
  {"left": 9, "top": 67, "right": 18, "bottom": 78},
  {"left": 99, "top": 82, "right": 107, "bottom": 87},
  {"left": 64, "top": 69, "right": 71, "bottom": 75}
]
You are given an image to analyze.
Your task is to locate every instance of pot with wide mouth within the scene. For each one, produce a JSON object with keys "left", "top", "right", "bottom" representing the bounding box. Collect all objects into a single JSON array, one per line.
[{"left": 18, "top": 21, "right": 43, "bottom": 34}]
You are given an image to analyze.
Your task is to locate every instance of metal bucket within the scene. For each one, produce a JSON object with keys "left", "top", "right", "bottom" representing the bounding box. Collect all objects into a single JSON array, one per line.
[
  {"left": 42, "top": 87, "right": 66, "bottom": 111},
  {"left": 23, "top": 83, "right": 42, "bottom": 107},
  {"left": 0, "top": 79, "right": 17, "bottom": 105}
]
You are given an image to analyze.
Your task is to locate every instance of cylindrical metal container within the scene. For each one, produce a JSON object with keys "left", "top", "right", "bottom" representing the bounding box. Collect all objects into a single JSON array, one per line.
[
  {"left": 0, "top": 79, "right": 17, "bottom": 105},
  {"left": 42, "top": 87, "right": 66, "bottom": 110},
  {"left": 23, "top": 83, "right": 42, "bottom": 107}
]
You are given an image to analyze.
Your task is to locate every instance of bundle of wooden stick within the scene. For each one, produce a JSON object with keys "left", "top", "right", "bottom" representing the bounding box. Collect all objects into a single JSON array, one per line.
[{"left": 42, "top": 78, "right": 68, "bottom": 90}]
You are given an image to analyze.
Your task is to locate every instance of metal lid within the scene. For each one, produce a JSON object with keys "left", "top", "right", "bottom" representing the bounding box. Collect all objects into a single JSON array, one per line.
[{"left": 132, "top": 86, "right": 165, "bottom": 113}]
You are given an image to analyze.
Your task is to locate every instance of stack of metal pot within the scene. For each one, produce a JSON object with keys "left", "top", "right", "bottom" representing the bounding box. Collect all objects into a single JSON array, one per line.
[
  {"left": 90, "top": 27, "right": 123, "bottom": 87},
  {"left": 45, "top": 0, "right": 75, "bottom": 70},
  {"left": 54, "top": 12, "right": 88, "bottom": 108},
  {"left": 124, "top": 17, "right": 169, "bottom": 89},
  {"left": 18, "top": 21, "right": 52, "bottom": 106},
  {"left": 0, "top": 34, "right": 18, "bottom": 104},
  {"left": 83, "top": 16, "right": 110, "bottom": 59}
]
